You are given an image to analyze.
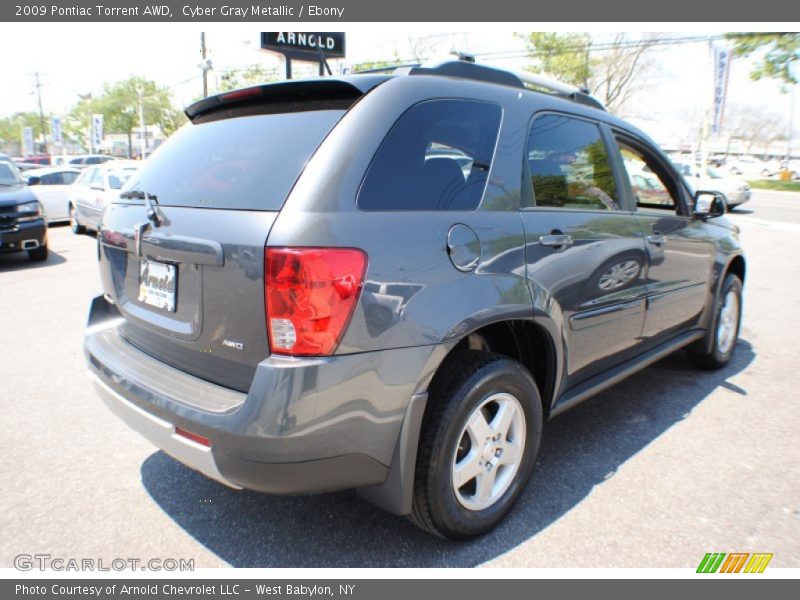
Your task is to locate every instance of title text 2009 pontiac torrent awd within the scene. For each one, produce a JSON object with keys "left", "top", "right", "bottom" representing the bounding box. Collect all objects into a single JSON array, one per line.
[{"left": 85, "top": 59, "right": 745, "bottom": 539}]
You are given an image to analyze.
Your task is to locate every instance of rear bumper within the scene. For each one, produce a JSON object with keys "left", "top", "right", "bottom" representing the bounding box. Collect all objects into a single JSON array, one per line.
[
  {"left": 726, "top": 190, "right": 751, "bottom": 207},
  {"left": 85, "top": 295, "right": 446, "bottom": 496},
  {"left": 0, "top": 218, "right": 46, "bottom": 253}
]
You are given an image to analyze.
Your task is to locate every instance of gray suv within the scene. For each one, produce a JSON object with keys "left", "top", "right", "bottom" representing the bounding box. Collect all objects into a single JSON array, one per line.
[{"left": 85, "top": 59, "right": 745, "bottom": 539}]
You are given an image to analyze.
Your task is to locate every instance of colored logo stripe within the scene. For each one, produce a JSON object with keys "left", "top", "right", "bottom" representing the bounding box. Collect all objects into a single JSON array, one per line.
[
  {"left": 744, "top": 553, "right": 773, "bottom": 573},
  {"left": 697, "top": 552, "right": 773, "bottom": 573},
  {"left": 697, "top": 553, "right": 726, "bottom": 573}
]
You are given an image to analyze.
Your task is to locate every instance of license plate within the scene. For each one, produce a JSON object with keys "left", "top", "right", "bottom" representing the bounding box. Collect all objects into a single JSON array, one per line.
[{"left": 138, "top": 259, "right": 177, "bottom": 312}]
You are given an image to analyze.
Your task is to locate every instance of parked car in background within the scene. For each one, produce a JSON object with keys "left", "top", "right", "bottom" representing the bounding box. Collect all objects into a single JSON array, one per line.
[
  {"left": 25, "top": 166, "right": 81, "bottom": 223},
  {"left": 727, "top": 156, "right": 776, "bottom": 178},
  {"left": 22, "top": 154, "right": 52, "bottom": 166},
  {"left": 673, "top": 162, "right": 751, "bottom": 208},
  {"left": 0, "top": 156, "right": 48, "bottom": 261},
  {"left": 15, "top": 161, "right": 45, "bottom": 172},
  {"left": 66, "top": 154, "right": 117, "bottom": 169},
  {"left": 779, "top": 160, "right": 800, "bottom": 180},
  {"left": 69, "top": 161, "right": 138, "bottom": 233}
]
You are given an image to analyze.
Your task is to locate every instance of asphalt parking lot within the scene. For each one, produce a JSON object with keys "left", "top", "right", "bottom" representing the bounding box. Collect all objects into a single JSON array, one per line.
[{"left": 1, "top": 190, "right": 798, "bottom": 569}]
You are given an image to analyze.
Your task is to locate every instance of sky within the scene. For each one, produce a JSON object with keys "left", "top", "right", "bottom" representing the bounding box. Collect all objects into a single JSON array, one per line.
[{"left": 0, "top": 24, "right": 795, "bottom": 148}]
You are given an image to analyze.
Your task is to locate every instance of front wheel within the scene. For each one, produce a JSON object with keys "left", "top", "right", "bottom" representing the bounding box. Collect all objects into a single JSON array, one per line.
[
  {"left": 688, "top": 274, "right": 742, "bottom": 369},
  {"left": 28, "top": 244, "right": 48, "bottom": 262},
  {"left": 70, "top": 204, "right": 85, "bottom": 235},
  {"left": 410, "top": 351, "right": 543, "bottom": 539}
]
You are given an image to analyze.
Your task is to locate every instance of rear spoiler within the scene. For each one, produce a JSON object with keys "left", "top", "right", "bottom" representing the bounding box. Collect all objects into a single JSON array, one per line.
[{"left": 185, "top": 76, "right": 389, "bottom": 121}]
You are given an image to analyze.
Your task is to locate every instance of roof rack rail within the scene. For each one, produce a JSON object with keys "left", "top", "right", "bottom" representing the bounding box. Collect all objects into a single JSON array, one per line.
[{"left": 400, "top": 55, "right": 606, "bottom": 111}]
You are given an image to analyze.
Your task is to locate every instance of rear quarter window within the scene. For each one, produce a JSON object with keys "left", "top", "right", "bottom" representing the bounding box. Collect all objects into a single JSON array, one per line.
[{"left": 357, "top": 99, "right": 502, "bottom": 211}]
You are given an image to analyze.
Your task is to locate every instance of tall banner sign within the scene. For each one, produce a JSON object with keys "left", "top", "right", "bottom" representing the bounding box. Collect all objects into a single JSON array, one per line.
[
  {"left": 711, "top": 45, "right": 731, "bottom": 136},
  {"left": 91, "top": 113, "right": 104, "bottom": 151},
  {"left": 22, "top": 126, "right": 34, "bottom": 156},
  {"left": 51, "top": 116, "right": 63, "bottom": 146}
]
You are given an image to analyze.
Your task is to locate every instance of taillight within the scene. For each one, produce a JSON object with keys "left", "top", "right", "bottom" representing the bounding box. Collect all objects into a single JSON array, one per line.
[{"left": 265, "top": 248, "right": 367, "bottom": 356}]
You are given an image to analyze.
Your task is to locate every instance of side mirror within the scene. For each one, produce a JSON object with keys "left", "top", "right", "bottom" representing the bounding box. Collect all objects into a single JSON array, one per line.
[
  {"left": 693, "top": 190, "right": 726, "bottom": 218},
  {"left": 27, "top": 176, "right": 41, "bottom": 186}
]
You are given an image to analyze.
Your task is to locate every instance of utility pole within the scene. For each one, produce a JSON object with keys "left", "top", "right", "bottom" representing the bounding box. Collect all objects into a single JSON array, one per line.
[
  {"left": 136, "top": 86, "right": 147, "bottom": 160},
  {"left": 200, "top": 32, "right": 209, "bottom": 97},
  {"left": 32, "top": 72, "right": 47, "bottom": 154}
]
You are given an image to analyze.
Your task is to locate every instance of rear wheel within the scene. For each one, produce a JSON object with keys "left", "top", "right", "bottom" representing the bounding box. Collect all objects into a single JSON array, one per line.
[
  {"left": 70, "top": 204, "right": 84, "bottom": 235},
  {"left": 688, "top": 274, "right": 742, "bottom": 369},
  {"left": 410, "top": 351, "right": 543, "bottom": 539},
  {"left": 28, "top": 244, "right": 48, "bottom": 262}
]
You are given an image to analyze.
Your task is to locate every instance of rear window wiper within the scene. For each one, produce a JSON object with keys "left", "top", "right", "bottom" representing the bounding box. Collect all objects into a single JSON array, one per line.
[{"left": 120, "top": 189, "right": 162, "bottom": 226}]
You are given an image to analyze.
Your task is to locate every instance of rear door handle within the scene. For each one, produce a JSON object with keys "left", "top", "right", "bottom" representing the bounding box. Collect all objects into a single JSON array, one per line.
[
  {"left": 539, "top": 234, "right": 574, "bottom": 248},
  {"left": 647, "top": 234, "right": 667, "bottom": 246}
]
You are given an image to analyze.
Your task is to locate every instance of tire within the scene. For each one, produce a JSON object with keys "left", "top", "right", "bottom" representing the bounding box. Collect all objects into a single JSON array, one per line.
[
  {"left": 70, "top": 204, "right": 85, "bottom": 235},
  {"left": 688, "top": 274, "right": 742, "bottom": 370},
  {"left": 409, "top": 350, "right": 543, "bottom": 539},
  {"left": 28, "top": 244, "right": 48, "bottom": 262}
]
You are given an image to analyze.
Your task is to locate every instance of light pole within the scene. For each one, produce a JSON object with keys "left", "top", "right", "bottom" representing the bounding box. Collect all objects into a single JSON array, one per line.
[
  {"left": 136, "top": 86, "right": 147, "bottom": 160},
  {"left": 786, "top": 59, "right": 797, "bottom": 166}
]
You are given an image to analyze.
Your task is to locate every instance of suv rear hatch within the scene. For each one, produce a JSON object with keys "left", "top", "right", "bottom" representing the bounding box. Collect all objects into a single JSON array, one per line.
[{"left": 97, "top": 79, "right": 378, "bottom": 392}]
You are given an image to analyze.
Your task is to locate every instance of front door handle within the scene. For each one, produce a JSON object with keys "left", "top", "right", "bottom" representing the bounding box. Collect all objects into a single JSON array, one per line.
[
  {"left": 539, "top": 234, "right": 574, "bottom": 248},
  {"left": 647, "top": 234, "right": 667, "bottom": 246}
]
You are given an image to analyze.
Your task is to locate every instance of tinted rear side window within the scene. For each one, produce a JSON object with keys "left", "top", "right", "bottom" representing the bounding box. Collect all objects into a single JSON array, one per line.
[
  {"left": 120, "top": 110, "right": 345, "bottom": 210},
  {"left": 525, "top": 113, "right": 619, "bottom": 210},
  {"left": 357, "top": 100, "right": 502, "bottom": 211}
]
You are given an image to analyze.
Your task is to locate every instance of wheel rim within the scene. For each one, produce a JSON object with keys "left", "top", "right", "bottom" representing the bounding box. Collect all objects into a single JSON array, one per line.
[
  {"left": 598, "top": 260, "right": 640, "bottom": 291},
  {"left": 70, "top": 206, "right": 77, "bottom": 229},
  {"left": 716, "top": 290, "right": 739, "bottom": 355},
  {"left": 451, "top": 392, "right": 526, "bottom": 511}
]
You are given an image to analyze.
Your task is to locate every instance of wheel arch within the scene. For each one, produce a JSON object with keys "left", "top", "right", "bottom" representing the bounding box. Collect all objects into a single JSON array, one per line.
[{"left": 357, "top": 316, "right": 563, "bottom": 517}]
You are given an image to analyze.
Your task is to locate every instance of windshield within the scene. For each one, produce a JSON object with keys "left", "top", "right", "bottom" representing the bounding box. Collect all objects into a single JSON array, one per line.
[
  {"left": 674, "top": 163, "right": 691, "bottom": 177},
  {"left": 120, "top": 109, "right": 345, "bottom": 210},
  {"left": 0, "top": 161, "right": 23, "bottom": 186},
  {"left": 108, "top": 168, "right": 137, "bottom": 190}
]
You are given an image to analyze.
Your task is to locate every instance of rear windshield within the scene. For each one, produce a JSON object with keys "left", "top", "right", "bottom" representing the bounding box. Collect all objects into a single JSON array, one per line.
[
  {"left": 0, "top": 161, "right": 22, "bottom": 186},
  {"left": 119, "top": 110, "right": 345, "bottom": 210}
]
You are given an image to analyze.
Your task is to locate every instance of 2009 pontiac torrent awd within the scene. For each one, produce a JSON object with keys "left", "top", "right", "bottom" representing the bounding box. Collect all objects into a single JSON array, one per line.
[{"left": 85, "top": 58, "right": 745, "bottom": 539}]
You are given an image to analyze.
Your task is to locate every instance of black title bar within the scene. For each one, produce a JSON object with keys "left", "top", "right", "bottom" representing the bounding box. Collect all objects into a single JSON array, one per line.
[{"left": 3, "top": 0, "right": 800, "bottom": 21}]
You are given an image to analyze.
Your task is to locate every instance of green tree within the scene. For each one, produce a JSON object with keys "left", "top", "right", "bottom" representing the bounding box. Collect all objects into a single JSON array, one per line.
[
  {"left": 352, "top": 59, "right": 402, "bottom": 73},
  {"left": 95, "top": 77, "right": 184, "bottom": 157},
  {"left": 0, "top": 111, "right": 50, "bottom": 150},
  {"left": 726, "top": 33, "right": 800, "bottom": 84},
  {"left": 516, "top": 32, "right": 662, "bottom": 115},
  {"left": 517, "top": 33, "right": 596, "bottom": 88},
  {"left": 63, "top": 94, "right": 98, "bottom": 150},
  {"left": 218, "top": 64, "right": 279, "bottom": 92}
]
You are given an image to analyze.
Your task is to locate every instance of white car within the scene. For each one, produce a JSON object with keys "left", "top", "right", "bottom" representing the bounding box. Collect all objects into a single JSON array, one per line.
[
  {"left": 25, "top": 167, "right": 81, "bottom": 223},
  {"left": 727, "top": 156, "right": 776, "bottom": 178},
  {"left": 674, "top": 162, "right": 752, "bottom": 208},
  {"left": 69, "top": 161, "right": 139, "bottom": 234}
]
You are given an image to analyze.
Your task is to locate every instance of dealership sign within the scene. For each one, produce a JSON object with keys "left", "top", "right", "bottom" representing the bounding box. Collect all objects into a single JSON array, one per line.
[{"left": 260, "top": 32, "right": 346, "bottom": 60}]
